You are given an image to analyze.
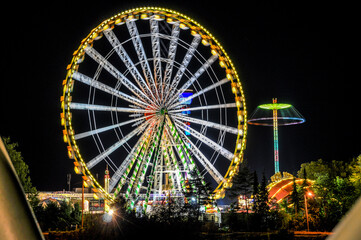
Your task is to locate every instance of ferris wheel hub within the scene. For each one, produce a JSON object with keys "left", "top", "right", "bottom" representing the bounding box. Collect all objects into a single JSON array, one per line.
[{"left": 160, "top": 107, "right": 167, "bottom": 115}]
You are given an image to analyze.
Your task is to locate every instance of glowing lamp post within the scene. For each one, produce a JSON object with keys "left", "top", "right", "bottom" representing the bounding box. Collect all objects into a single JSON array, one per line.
[{"left": 248, "top": 98, "right": 305, "bottom": 174}]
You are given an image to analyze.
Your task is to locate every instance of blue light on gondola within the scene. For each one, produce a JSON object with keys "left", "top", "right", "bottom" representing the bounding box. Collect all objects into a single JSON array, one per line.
[
  {"left": 185, "top": 122, "right": 191, "bottom": 135},
  {"left": 180, "top": 92, "right": 193, "bottom": 105},
  {"left": 181, "top": 110, "right": 191, "bottom": 115}
]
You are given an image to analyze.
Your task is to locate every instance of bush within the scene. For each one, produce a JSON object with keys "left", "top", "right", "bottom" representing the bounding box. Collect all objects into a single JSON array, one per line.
[{"left": 35, "top": 200, "right": 81, "bottom": 231}]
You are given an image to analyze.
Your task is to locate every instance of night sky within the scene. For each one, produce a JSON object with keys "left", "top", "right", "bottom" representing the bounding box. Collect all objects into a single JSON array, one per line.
[{"left": 0, "top": 1, "right": 358, "bottom": 191}]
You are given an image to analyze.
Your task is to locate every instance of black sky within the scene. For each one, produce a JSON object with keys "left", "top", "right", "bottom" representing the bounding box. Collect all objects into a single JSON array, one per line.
[{"left": 0, "top": 1, "right": 358, "bottom": 191}]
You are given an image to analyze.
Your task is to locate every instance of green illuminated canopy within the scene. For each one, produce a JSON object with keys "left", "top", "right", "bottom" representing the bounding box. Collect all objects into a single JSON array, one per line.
[{"left": 258, "top": 103, "right": 292, "bottom": 110}]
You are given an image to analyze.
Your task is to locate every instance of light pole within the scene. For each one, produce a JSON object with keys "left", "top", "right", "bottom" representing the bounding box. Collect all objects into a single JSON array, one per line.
[
  {"left": 304, "top": 191, "right": 313, "bottom": 232},
  {"left": 82, "top": 179, "right": 84, "bottom": 228}
]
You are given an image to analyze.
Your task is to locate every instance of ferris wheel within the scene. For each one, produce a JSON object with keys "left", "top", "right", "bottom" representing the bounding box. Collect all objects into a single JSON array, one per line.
[{"left": 60, "top": 7, "right": 247, "bottom": 209}]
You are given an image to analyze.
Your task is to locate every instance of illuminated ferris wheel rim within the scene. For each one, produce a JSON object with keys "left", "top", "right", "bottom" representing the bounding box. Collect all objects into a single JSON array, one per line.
[{"left": 60, "top": 7, "right": 247, "bottom": 204}]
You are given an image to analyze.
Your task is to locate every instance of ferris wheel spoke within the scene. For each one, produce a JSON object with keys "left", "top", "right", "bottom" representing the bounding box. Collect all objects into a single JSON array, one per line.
[
  {"left": 165, "top": 54, "right": 219, "bottom": 107},
  {"left": 151, "top": 146, "right": 164, "bottom": 198},
  {"left": 125, "top": 123, "right": 157, "bottom": 200},
  {"left": 162, "top": 136, "right": 186, "bottom": 192},
  {"left": 125, "top": 144, "right": 148, "bottom": 200},
  {"left": 111, "top": 125, "right": 153, "bottom": 193},
  {"left": 173, "top": 114, "right": 240, "bottom": 135},
  {"left": 162, "top": 22, "right": 180, "bottom": 99},
  {"left": 110, "top": 141, "right": 142, "bottom": 192},
  {"left": 126, "top": 20, "right": 160, "bottom": 102},
  {"left": 174, "top": 119, "right": 234, "bottom": 161},
  {"left": 74, "top": 115, "right": 148, "bottom": 140},
  {"left": 103, "top": 29, "right": 155, "bottom": 100},
  {"left": 165, "top": 116, "right": 207, "bottom": 184},
  {"left": 72, "top": 71, "right": 148, "bottom": 108},
  {"left": 69, "top": 102, "right": 152, "bottom": 114},
  {"left": 169, "top": 103, "right": 237, "bottom": 113},
  {"left": 164, "top": 145, "right": 187, "bottom": 193},
  {"left": 165, "top": 125, "right": 193, "bottom": 173},
  {"left": 84, "top": 46, "right": 152, "bottom": 104},
  {"left": 86, "top": 121, "right": 149, "bottom": 170},
  {"left": 143, "top": 129, "right": 166, "bottom": 210},
  {"left": 129, "top": 120, "right": 165, "bottom": 208},
  {"left": 164, "top": 35, "right": 201, "bottom": 102},
  {"left": 169, "top": 78, "right": 230, "bottom": 110},
  {"left": 150, "top": 17, "right": 163, "bottom": 98},
  {"left": 178, "top": 54, "right": 219, "bottom": 91},
  {"left": 175, "top": 124, "right": 224, "bottom": 184}
]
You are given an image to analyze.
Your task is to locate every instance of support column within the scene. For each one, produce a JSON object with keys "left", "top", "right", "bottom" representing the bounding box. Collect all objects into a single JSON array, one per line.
[{"left": 273, "top": 98, "right": 279, "bottom": 174}]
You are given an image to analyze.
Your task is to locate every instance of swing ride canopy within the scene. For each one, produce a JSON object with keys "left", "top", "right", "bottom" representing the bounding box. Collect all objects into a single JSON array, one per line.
[{"left": 248, "top": 102, "right": 305, "bottom": 126}]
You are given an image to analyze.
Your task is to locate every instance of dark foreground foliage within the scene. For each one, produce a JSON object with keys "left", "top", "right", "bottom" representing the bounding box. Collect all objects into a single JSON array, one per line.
[
  {"left": 43, "top": 201, "right": 206, "bottom": 240},
  {"left": 34, "top": 201, "right": 81, "bottom": 231}
]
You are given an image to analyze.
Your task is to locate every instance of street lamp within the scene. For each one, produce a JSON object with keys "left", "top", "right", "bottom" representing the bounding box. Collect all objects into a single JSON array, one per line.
[
  {"left": 108, "top": 209, "right": 114, "bottom": 216},
  {"left": 103, "top": 208, "right": 115, "bottom": 223},
  {"left": 304, "top": 191, "right": 313, "bottom": 232}
]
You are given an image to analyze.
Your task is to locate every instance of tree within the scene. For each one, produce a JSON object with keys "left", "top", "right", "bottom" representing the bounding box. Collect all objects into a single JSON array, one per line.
[
  {"left": 290, "top": 176, "right": 300, "bottom": 215},
  {"left": 2, "top": 137, "right": 38, "bottom": 207},
  {"left": 3, "top": 137, "right": 36, "bottom": 193},
  {"left": 298, "top": 159, "right": 328, "bottom": 180},
  {"left": 296, "top": 156, "right": 361, "bottom": 231},
  {"left": 252, "top": 170, "right": 259, "bottom": 212},
  {"left": 301, "top": 168, "right": 308, "bottom": 191},
  {"left": 183, "top": 169, "right": 212, "bottom": 219},
  {"left": 349, "top": 155, "right": 361, "bottom": 196},
  {"left": 228, "top": 161, "right": 253, "bottom": 212},
  {"left": 249, "top": 172, "right": 270, "bottom": 232},
  {"left": 256, "top": 172, "right": 270, "bottom": 214},
  {"left": 36, "top": 200, "right": 82, "bottom": 231}
]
